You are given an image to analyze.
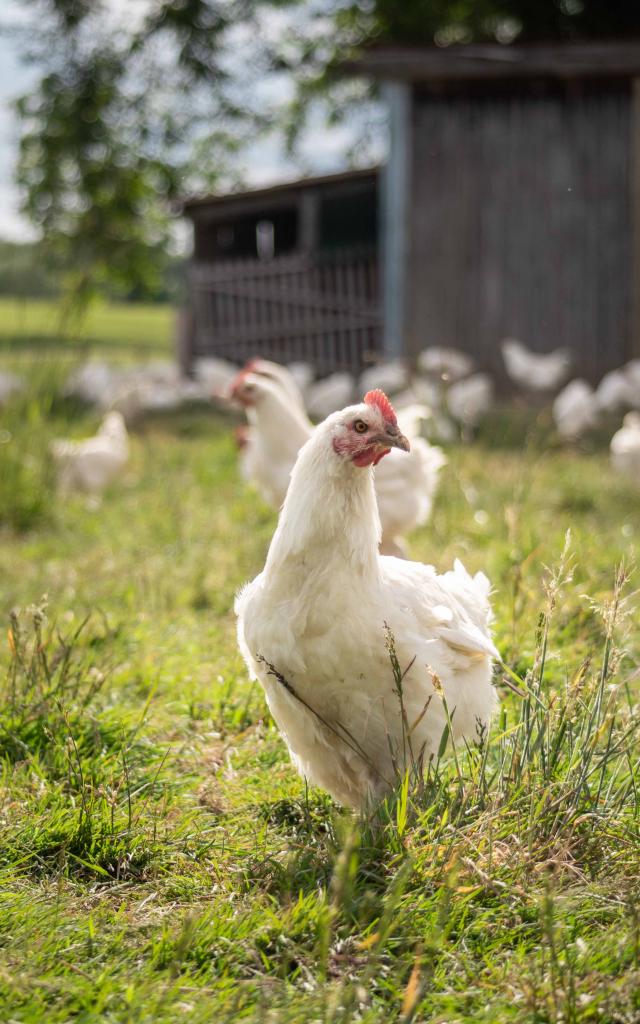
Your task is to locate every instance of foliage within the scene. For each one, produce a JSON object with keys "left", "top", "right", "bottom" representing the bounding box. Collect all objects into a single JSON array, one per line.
[
  {"left": 14, "top": 1, "right": 640, "bottom": 310},
  {"left": 0, "top": 340, "right": 639, "bottom": 1020},
  {"left": 14, "top": 0, "right": 258, "bottom": 309},
  {"left": 0, "top": 240, "right": 58, "bottom": 300},
  {"left": 0, "top": 238, "right": 185, "bottom": 304},
  {"left": 0, "top": 371, "right": 59, "bottom": 531}
]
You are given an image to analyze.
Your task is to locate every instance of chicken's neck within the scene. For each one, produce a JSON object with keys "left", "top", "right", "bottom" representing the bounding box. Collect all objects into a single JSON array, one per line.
[{"left": 264, "top": 431, "right": 381, "bottom": 581}]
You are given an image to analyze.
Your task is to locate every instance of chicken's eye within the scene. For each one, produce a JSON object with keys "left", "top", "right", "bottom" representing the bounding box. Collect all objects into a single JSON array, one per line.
[{"left": 353, "top": 419, "right": 368, "bottom": 434}]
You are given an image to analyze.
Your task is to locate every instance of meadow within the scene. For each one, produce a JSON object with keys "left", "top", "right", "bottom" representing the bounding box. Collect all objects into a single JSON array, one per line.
[
  {"left": 0, "top": 297, "right": 173, "bottom": 354},
  {"left": 0, "top": 313, "right": 639, "bottom": 1022}
]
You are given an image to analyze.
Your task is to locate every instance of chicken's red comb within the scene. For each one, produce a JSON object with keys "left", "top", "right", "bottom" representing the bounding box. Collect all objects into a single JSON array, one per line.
[{"left": 364, "top": 389, "right": 398, "bottom": 426}]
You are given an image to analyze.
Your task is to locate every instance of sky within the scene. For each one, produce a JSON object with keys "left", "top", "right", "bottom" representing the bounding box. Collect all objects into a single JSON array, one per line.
[
  {"left": 0, "top": 5, "right": 38, "bottom": 240},
  {"left": 0, "top": 0, "right": 384, "bottom": 244}
]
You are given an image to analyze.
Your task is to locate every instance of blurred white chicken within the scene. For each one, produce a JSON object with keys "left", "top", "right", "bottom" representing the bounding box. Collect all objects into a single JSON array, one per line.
[
  {"left": 232, "top": 374, "right": 310, "bottom": 507},
  {"left": 239, "top": 358, "right": 308, "bottom": 417},
  {"left": 236, "top": 389, "right": 497, "bottom": 808},
  {"left": 623, "top": 361, "right": 640, "bottom": 408},
  {"left": 359, "top": 359, "right": 409, "bottom": 396},
  {"left": 65, "top": 361, "right": 123, "bottom": 408},
  {"left": 193, "top": 356, "right": 238, "bottom": 401},
  {"left": 0, "top": 371, "right": 24, "bottom": 406},
  {"left": 231, "top": 370, "right": 445, "bottom": 556},
  {"left": 447, "top": 374, "right": 493, "bottom": 433},
  {"left": 610, "top": 413, "right": 640, "bottom": 482},
  {"left": 595, "top": 368, "right": 634, "bottom": 414},
  {"left": 552, "top": 380, "right": 599, "bottom": 440},
  {"left": 417, "top": 346, "right": 474, "bottom": 382},
  {"left": 51, "top": 411, "right": 129, "bottom": 493},
  {"left": 306, "top": 372, "right": 355, "bottom": 420},
  {"left": 286, "top": 361, "right": 315, "bottom": 397},
  {"left": 502, "top": 338, "right": 570, "bottom": 393}
]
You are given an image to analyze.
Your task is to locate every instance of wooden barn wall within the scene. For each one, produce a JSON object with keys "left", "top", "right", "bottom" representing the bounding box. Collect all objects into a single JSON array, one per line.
[{"left": 407, "top": 86, "right": 632, "bottom": 381}]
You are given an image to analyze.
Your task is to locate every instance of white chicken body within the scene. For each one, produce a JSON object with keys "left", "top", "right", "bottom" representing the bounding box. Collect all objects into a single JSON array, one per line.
[
  {"left": 236, "top": 397, "right": 497, "bottom": 808},
  {"left": 552, "top": 379, "right": 599, "bottom": 440},
  {"left": 610, "top": 412, "right": 640, "bottom": 481},
  {"left": 51, "top": 411, "right": 129, "bottom": 493},
  {"left": 502, "top": 338, "right": 570, "bottom": 392},
  {"left": 237, "top": 378, "right": 310, "bottom": 506}
]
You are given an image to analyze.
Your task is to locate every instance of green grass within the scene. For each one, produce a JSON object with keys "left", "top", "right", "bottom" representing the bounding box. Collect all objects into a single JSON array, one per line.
[
  {"left": 0, "top": 340, "right": 639, "bottom": 1022},
  {"left": 0, "top": 297, "right": 173, "bottom": 354}
]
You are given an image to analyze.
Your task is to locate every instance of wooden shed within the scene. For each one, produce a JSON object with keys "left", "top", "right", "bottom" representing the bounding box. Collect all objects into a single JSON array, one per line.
[
  {"left": 350, "top": 41, "right": 640, "bottom": 381},
  {"left": 181, "top": 168, "right": 381, "bottom": 373}
]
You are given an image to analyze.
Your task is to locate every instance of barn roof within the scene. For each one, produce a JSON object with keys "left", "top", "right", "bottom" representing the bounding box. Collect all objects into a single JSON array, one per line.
[
  {"left": 182, "top": 166, "right": 379, "bottom": 216},
  {"left": 345, "top": 40, "right": 640, "bottom": 83}
]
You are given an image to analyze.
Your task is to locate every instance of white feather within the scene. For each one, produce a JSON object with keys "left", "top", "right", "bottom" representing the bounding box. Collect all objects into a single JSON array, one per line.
[
  {"left": 51, "top": 411, "right": 129, "bottom": 493},
  {"left": 236, "top": 406, "right": 497, "bottom": 808}
]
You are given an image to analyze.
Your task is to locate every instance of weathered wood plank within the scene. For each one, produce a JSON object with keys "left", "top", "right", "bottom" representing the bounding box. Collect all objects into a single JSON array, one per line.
[
  {"left": 406, "top": 85, "right": 631, "bottom": 382},
  {"left": 348, "top": 42, "right": 640, "bottom": 83},
  {"left": 189, "top": 246, "right": 380, "bottom": 373}
]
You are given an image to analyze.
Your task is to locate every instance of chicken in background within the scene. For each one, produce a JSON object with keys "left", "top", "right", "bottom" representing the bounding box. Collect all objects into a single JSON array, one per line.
[
  {"left": 446, "top": 374, "right": 493, "bottom": 436},
  {"left": 236, "top": 389, "right": 497, "bottom": 808},
  {"left": 595, "top": 367, "right": 636, "bottom": 415},
  {"left": 502, "top": 338, "right": 571, "bottom": 393},
  {"left": 417, "top": 346, "right": 475, "bottom": 382},
  {"left": 193, "top": 357, "right": 238, "bottom": 403},
  {"left": 239, "top": 358, "right": 308, "bottom": 417},
  {"left": 0, "top": 371, "right": 25, "bottom": 406},
  {"left": 230, "top": 368, "right": 446, "bottom": 557},
  {"left": 65, "top": 360, "right": 123, "bottom": 408},
  {"left": 286, "top": 361, "right": 315, "bottom": 397},
  {"left": 306, "top": 372, "right": 355, "bottom": 420},
  {"left": 552, "top": 380, "right": 599, "bottom": 441},
  {"left": 610, "top": 413, "right": 640, "bottom": 482},
  {"left": 51, "top": 411, "right": 129, "bottom": 494},
  {"left": 359, "top": 358, "right": 409, "bottom": 397},
  {"left": 232, "top": 373, "right": 310, "bottom": 508}
]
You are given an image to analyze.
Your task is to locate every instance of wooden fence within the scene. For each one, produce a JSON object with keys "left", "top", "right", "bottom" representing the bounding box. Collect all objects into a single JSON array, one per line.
[{"left": 188, "top": 247, "right": 381, "bottom": 373}]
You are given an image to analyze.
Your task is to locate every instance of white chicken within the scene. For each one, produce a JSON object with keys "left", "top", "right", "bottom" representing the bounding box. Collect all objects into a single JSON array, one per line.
[
  {"left": 359, "top": 359, "right": 409, "bottom": 397},
  {"left": 610, "top": 413, "right": 640, "bottom": 482},
  {"left": 417, "top": 346, "right": 474, "bottom": 382},
  {"left": 623, "top": 361, "right": 640, "bottom": 408},
  {"left": 447, "top": 374, "right": 494, "bottom": 432},
  {"left": 236, "top": 389, "right": 498, "bottom": 808},
  {"left": 595, "top": 368, "right": 634, "bottom": 414},
  {"left": 193, "top": 356, "right": 238, "bottom": 401},
  {"left": 65, "top": 361, "right": 123, "bottom": 408},
  {"left": 306, "top": 372, "right": 355, "bottom": 420},
  {"left": 502, "top": 338, "right": 570, "bottom": 393},
  {"left": 552, "top": 379, "right": 599, "bottom": 441},
  {"left": 233, "top": 374, "right": 310, "bottom": 507},
  {"left": 0, "top": 371, "right": 24, "bottom": 406},
  {"left": 239, "top": 358, "right": 308, "bottom": 417},
  {"left": 51, "top": 411, "right": 129, "bottom": 493},
  {"left": 231, "top": 371, "right": 446, "bottom": 556},
  {"left": 286, "top": 361, "right": 315, "bottom": 397}
]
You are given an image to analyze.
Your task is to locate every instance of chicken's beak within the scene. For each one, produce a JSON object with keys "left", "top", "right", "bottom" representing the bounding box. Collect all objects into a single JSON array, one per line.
[
  {"left": 376, "top": 425, "right": 410, "bottom": 452},
  {"left": 391, "top": 430, "right": 410, "bottom": 452}
]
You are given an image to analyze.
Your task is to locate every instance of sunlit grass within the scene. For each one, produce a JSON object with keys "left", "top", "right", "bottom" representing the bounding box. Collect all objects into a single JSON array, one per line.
[
  {"left": 0, "top": 349, "right": 638, "bottom": 1022},
  {"left": 0, "top": 296, "right": 173, "bottom": 353}
]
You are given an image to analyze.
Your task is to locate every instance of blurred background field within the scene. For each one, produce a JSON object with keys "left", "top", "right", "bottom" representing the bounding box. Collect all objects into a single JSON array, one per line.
[
  {"left": 0, "top": 298, "right": 173, "bottom": 355},
  {"left": 1, "top": 0, "right": 640, "bottom": 1019}
]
